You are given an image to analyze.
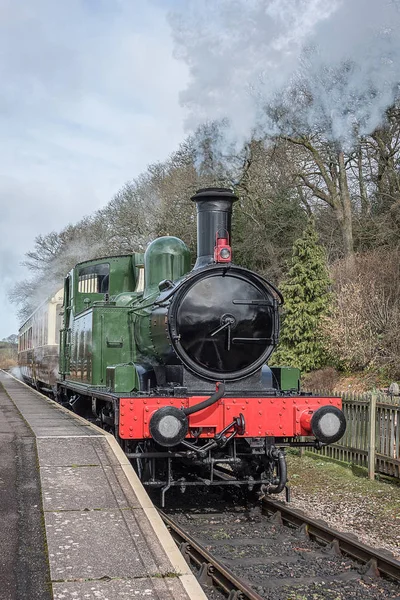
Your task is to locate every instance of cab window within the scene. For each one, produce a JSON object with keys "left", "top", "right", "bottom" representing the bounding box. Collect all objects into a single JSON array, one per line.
[{"left": 78, "top": 263, "right": 109, "bottom": 294}]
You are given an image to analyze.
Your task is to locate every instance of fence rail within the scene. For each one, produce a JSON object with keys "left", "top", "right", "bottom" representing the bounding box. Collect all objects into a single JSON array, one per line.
[{"left": 309, "top": 391, "right": 400, "bottom": 479}]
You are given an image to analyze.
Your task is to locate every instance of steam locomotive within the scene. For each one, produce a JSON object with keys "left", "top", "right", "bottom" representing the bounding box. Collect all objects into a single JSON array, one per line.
[{"left": 18, "top": 187, "right": 346, "bottom": 505}]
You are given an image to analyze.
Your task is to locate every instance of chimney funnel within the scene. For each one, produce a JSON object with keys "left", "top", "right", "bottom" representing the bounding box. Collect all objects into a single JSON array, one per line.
[{"left": 191, "top": 187, "right": 238, "bottom": 269}]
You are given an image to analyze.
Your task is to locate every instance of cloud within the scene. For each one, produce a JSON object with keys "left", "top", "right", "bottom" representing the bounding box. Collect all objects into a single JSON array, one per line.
[{"left": 0, "top": 0, "right": 189, "bottom": 337}]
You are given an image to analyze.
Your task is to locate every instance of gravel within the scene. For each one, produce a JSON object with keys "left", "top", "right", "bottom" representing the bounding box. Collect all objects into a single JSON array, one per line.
[{"left": 278, "top": 452, "right": 400, "bottom": 560}]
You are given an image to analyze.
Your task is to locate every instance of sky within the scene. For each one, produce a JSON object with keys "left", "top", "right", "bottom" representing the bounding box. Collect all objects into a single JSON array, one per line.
[
  {"left": 3, "top": 0, "right": 400, "bottom": 339},
  {"left": 0, "top": 0, "right": 188, "bottom": 338}
]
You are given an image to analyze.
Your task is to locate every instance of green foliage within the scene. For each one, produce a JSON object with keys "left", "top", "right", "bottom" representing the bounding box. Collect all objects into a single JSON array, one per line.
[{"left": 272, "top": 221, "right": 331, "bottom": 372}]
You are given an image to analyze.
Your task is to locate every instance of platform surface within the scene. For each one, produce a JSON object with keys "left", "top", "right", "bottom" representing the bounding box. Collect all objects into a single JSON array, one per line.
[{"left": 0, "top": 371, "right": 206, "bottom": 600}]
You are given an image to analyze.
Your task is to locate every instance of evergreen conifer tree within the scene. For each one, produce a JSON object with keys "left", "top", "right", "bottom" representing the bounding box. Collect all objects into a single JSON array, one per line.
[{"left": 272, "top": 221, "right": 331, "bottom": 372}]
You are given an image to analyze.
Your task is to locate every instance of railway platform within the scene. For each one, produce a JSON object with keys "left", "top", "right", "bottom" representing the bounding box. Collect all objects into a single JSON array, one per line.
[{"left": 0, "top": 371, "right": 206, "bottom": 600}]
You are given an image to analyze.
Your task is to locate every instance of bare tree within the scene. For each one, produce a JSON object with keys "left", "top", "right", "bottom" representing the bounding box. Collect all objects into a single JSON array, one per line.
[{"left": 280, "top": 135, "right": 356, "bottom": 267}]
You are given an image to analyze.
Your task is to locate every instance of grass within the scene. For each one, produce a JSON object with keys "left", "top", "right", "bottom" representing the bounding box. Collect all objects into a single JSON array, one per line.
[{"left": 284, "top": 453, "right": 400, "bottom": 555}]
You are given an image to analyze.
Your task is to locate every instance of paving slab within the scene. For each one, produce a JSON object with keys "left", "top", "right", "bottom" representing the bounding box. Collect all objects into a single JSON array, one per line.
[
  {"left": 45, "top": 508, "right": 174, "bottom": 580},
  {"left": 0, "top": 380, "right": 98, "bottom": 436},
  {"left": 37, "top": 437, "right": 122, "bottom": 466},
  {"left": 41, "top": 465, "right": 142, "bottom": 510},
  {"left": 52, "top": 576, "right": 193, "bottom": 599}
]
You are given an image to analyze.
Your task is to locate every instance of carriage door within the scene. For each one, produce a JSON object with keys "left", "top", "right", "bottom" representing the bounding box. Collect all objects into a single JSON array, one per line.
[{"left": 60, "top": 275, "right": 72, "bottom": 376}]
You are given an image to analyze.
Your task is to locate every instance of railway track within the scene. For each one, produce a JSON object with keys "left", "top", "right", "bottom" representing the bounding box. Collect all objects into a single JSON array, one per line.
[
  {"left": 160, "top": 496, "right": 400, "bottom": 600},
  {"left": 160, "top": 508, "right": 263, "bottom": 600}
]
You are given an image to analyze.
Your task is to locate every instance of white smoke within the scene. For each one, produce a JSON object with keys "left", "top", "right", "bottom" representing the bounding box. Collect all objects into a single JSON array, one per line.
[
  {"left": 169, "top": 0, "right": 400, "bottom": 149},
  {"left": 12, "top": 232, "right": 106, "bottom": 325}
]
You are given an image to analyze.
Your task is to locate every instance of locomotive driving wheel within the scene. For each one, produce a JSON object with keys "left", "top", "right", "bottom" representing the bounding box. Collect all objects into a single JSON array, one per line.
[{"left": 99, "top": 403, "right": 117, "bottom": 435}]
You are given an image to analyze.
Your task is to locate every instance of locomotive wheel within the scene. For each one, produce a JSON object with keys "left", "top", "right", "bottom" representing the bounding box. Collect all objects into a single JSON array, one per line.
[
  {"left": 134, "top": 441, "right": 156, "bottom": 482},
  {"left": 99, "top": 403, "right": 116, "bottom": 435}
]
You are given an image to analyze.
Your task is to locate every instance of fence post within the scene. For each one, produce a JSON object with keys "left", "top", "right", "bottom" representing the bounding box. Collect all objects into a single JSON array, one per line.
[
  {"left": 368, "top": 393, "right": 377, "bottom": 480},
  {"left": 299, "top": 439, "right": 305, "bottom": 457}
]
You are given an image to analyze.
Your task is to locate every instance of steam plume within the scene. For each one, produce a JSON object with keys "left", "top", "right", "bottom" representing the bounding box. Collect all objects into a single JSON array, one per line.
[{"left": 170, "top": 0, "right": 400, "bottom": 149}]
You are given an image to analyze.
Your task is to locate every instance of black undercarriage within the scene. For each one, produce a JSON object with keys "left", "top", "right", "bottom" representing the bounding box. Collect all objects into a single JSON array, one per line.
[{"left": 123, "top": 437, "right": 288, "bottom": 506}]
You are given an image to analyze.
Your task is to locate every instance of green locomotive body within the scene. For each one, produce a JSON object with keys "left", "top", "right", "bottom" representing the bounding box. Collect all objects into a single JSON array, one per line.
[
  {"left": 59, "top": 238, "right": 192, "bottom": 400},
  {"left": 59, "top": 238, "right": 299, "bottom": 402}
]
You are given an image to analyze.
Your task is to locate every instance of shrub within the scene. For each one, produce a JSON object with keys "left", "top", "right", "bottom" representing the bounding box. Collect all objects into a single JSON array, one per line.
[
  {"left": 272, "top": 221, "right": 331, "bottom": 372},
  {"left": 324, "top": 249, "right": 400, "bottom": 378}
]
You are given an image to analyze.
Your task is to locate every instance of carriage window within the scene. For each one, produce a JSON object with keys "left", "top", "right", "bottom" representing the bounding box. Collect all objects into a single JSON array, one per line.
[{"left": 78, "top": 263, "right": 109, "bottom": 294}]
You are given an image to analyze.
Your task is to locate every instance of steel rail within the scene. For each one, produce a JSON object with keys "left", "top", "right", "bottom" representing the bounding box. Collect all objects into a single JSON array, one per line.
[
  {"left": 262, "top": 497, "right": 400, "bottom": 582},
  {"left": 159, "top": 510, "right": 264, "bottom": 600}
]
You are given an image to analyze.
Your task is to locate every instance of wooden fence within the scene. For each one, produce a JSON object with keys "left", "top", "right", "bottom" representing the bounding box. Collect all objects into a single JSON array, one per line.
[{"left": 310, "top": 391, "right": 400, "bottom": 479}]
